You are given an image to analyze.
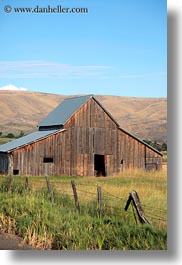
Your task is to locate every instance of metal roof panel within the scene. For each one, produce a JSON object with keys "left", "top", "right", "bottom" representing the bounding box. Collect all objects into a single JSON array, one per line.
[
  {"left": 0, "top": 129, "right": 61, "bottom": 153},
  {"left": 39, "top": 95, "right": 92, "bottom": 127}
]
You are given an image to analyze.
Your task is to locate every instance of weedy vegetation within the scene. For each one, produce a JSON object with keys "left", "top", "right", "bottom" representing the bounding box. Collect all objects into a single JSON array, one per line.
[{"left": 0, "top": 169, "right": 167, "bottom": 250}]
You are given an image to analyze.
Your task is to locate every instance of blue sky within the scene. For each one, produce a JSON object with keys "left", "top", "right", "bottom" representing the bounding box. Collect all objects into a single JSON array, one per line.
[{"left": 0, "top": 0, "right": 167, "bottom": 97}]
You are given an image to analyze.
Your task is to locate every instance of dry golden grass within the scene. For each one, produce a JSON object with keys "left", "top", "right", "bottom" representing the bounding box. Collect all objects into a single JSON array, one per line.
[{"left": 26, "top": 227, "right": 53, "bottom": 250}]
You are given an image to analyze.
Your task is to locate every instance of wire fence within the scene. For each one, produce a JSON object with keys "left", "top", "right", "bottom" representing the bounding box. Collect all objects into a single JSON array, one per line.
[{"left": 0, "top": 175, "right": 167, "bottom": 229}]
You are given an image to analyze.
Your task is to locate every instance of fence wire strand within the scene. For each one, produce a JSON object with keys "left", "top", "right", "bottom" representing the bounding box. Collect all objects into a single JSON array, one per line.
[{"left": 0, "top": 176, "right": 167, "bottom": 227}]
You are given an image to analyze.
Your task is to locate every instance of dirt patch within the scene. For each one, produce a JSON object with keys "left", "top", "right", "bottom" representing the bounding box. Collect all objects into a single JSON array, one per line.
[{"left": 0, "top": 232, "right": 33, "bottom": 250}]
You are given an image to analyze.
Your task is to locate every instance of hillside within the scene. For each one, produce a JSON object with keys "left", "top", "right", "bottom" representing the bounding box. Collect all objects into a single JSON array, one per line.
[{"left": 0, "top": 91, "right": 167, "bottom": 143}]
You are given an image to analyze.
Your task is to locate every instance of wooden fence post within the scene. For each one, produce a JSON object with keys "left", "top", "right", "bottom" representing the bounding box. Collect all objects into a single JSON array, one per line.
[
  {"left": 97, "top": 186, "right": 102, "bottom": 217},
  {"left": 124, "top": 190, "right": 150, "bottom": 224},
  {"left": 25, "top": 176, "right": 29, "bottom": 191},
  {"left": 124, "top": 194, "right": 132, "bottom": 211},
  {"left": 8, "top": 175, "right": 13, "bottom": 193},
  {"left": 45, "top": 176, "right": 54, "bottom": 203},
  {"left": 71, "top": 180, "right": 80, "bottom": 214}
]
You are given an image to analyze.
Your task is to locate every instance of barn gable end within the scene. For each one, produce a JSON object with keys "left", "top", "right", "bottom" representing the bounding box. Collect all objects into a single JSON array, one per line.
[
  {"left": 0, "top": 95, "right": 162, "bottom": 176},
  {"left": 64, "top": 96, "right": 118, "bottom": 129}
]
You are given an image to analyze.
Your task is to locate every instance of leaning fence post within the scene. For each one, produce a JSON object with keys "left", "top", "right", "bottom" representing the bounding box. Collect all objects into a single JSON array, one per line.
[
  {"left": 130, "top": 190, "right": 150, "bottom": 224},
  {"left": 124, "top": 190, "right": 150, "bottom": 225},
  {"left": 124, "top": 194, "right": 132, "bottom": 211},
  {"left": 71, "top": 180, "right": 80, "bottom": 214},
  {"left": 45, "top": 176, "right": 54, "bottom": 203},
  {"left": 97, "top": 186, "right": 102, "bottom": 217}
]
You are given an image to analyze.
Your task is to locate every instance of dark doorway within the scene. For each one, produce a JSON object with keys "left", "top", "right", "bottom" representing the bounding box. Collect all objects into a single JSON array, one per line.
[{"left": 94, "top": 154, "right": 106, "bottom": 177}]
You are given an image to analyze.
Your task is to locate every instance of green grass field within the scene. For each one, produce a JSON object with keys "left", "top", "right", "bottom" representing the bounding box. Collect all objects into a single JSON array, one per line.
[
  {"left": 0, "top": 169, "right": 167, "bottom": 250},
  {"left": 0, "top": 137, "right": 15, "bottom": 145}
]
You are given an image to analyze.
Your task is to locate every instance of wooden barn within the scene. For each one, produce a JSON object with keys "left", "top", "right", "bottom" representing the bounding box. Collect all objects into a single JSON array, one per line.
[{"left": 0, "top": 95, "right": 162, "bottom": 176}]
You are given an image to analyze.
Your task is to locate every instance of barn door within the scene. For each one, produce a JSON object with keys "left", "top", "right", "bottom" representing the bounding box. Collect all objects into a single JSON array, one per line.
[
  {"left": 94, "top": 154, "right": 106, "bottom": 177},
  {"left": 145, "top": 157, "right": 160, "bottom": 170}
]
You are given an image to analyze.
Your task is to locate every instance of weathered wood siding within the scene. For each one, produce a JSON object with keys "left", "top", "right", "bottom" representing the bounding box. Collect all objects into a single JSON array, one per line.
[
  {"left": 64, "top": 98, "right": 117, "bottom": 129},
  {"left": 118, "top": 129, "right": 162, "bottom": 171},
  {"left": 0, "top": 153, "right": 9, "bottom": 174},
  {"left": 64, "top": 98, "right": 119, "bottom": 176},
  {"left": 145, "top": 147, "right": 162, "bottom": 170},
  {"left": 12, "top": 131, "right": 66, "bottom": 176}
]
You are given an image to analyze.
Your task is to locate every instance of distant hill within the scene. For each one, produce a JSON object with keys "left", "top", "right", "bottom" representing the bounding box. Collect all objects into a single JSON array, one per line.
[{"left": 0, "top": 91, "right": 167, "bottom": 143}]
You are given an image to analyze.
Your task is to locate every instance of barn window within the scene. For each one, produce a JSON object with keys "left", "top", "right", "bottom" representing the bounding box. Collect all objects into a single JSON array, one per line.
[
  {"left": 13, "top": 169, "right": 19, "bottom": 175},
  {"left": 43, "top": 157, "right": 54, "bottom": 163}
]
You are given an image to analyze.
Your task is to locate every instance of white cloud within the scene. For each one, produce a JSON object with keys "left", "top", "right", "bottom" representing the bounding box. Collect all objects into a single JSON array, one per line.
[
  {"left": 119, "top": 72, "right": 167, "bottom": 79},
  {"left": 0, "top": 61, "right": 112, "bottom": 79},
  {"left": 0, "top": 84, "right": 28, "bottom": 91},
  {"left": 0, "top": 61, "right": 166, "bottom": 81}
]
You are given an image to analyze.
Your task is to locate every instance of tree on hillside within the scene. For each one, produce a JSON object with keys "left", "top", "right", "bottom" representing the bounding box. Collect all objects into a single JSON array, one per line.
[
  {"left": 17, "top": 131, "right": 25, "bottom": 138},
  {"left": 143, "top": 140, "right": 167, "bottom": 152},
  {"left": 161, "top": 143, "right": 167, "bottom": 151},
  {"left": 6, "top": 133, "right": 15, "bottom": 138}
]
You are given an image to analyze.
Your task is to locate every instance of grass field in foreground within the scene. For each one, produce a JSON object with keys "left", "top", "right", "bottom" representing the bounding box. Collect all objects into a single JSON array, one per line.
[{"left": 0, "top": 169, "right": 167, "bottom": 250}]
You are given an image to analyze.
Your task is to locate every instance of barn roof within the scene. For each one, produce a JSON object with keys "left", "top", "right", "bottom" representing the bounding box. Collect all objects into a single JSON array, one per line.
[
  {"left": 39, "top": 95, "right": 93, "bottom": 128},
  {"left": 0, "top": 129, "right": 64, "bottom": 153}
]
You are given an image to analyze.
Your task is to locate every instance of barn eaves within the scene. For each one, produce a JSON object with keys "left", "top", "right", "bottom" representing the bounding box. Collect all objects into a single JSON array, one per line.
[{"left": 0, "top": 129, "right": 65, "bottom": 153}]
